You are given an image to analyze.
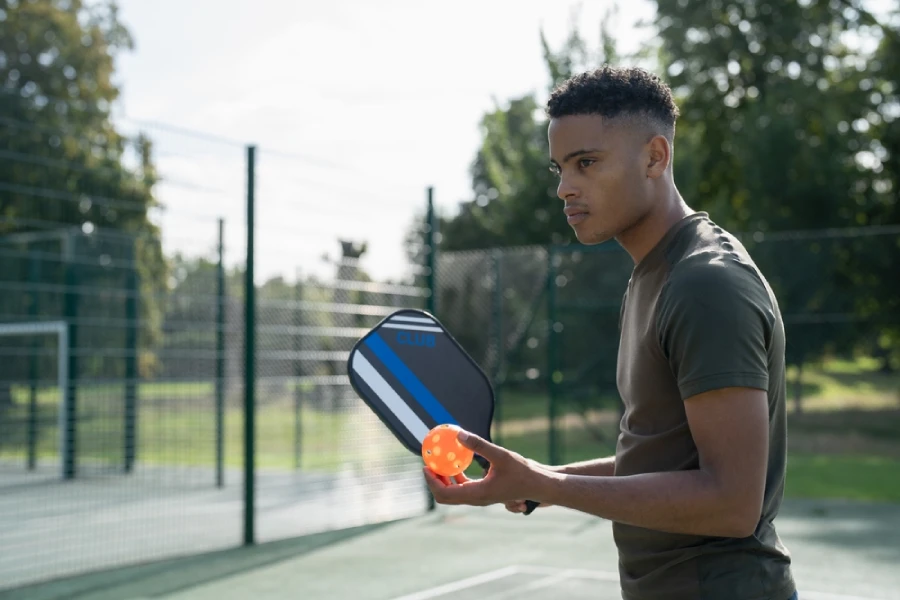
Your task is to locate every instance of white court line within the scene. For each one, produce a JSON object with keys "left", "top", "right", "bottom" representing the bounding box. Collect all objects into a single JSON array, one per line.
[
  {"left": 388, "top": 566, "right": 519, "bottom": 600},
  {"left": 387, "top": 565, "right": 618, "bottom": 600},
  {"left": 389, "top": 565, "right": 888, "bottom": 600},
  {"left": 480, "top": 569, "right": 579, "bottom": 600},
  {"left": 515, "top": 564, "right": 620, "bottom": 582},
  {"left": 802, "top": 593, "right": 887, "bottom": 600}
]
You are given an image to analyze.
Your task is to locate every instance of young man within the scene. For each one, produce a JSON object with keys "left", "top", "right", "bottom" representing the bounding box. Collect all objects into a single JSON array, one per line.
[{"left": 424, "top": 66, "right": 797, "bottom": 600}]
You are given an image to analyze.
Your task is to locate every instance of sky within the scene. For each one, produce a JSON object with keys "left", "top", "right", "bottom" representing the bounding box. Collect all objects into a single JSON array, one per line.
[{"left": 109, "top": 0, "right": 658, "bottom": 283}]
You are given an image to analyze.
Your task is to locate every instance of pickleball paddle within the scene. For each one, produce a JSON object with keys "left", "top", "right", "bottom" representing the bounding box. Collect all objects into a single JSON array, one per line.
[{"left": 346, "top": 308, "right": 539, "bottom": 515}]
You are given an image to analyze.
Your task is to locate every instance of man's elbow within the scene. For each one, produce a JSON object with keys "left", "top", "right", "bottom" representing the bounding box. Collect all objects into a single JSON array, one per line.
[
  {"left": 719, "top": 498, "right": 762, "bottom": 538},
  {"left": 721, "top": 514, "right": 758, "bottom": 538}
]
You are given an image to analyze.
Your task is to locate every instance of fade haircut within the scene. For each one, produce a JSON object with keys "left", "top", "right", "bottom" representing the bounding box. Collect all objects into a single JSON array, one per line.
[{"left": 546, "top": 65, "right": 680, "bottom": 143}]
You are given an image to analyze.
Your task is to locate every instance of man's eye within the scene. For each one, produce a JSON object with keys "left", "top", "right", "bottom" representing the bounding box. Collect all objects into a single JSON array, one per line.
[{"left": 578, "top": 158, "right": 595, "bottom": 168}]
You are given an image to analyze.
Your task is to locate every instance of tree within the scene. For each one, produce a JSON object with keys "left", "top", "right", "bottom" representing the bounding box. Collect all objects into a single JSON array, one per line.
[
  {"left": 0, "top": 0, "right": 165, "bottom": 410},
  {"left": 654, "top": 0, "right": 878, "bottom": 232},
  {"left": 439, "top": 8, "right": 623, "bottom": 252},
  {"left": 653, "top": 0, "right": 898, "bottom": 385},
  {"left": 400, "top": 12, "right": 635, "bottom": 454},
  {"left": 857, "top": 13, "right": 900, "bottom": 370}
]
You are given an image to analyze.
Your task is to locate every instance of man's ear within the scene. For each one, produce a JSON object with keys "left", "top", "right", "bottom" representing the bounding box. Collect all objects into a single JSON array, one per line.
[{"left": 646, "top": 135, "right": 671, "bottom": 179}]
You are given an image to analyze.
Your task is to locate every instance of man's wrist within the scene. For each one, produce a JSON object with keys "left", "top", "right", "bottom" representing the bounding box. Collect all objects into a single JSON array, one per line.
[{"left": 533, "top": 466, "right": 567, "bottom": 505}]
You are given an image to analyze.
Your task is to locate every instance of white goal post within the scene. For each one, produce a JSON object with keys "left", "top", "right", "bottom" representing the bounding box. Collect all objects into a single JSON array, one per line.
[{"left": 0, "top": 321, "right": 70, "bottom": 478}]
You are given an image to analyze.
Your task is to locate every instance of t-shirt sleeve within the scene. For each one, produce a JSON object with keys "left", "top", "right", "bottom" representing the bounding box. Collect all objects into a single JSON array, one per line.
[{"left": 655, "top": 261, "right": 774, "bottom": 400}]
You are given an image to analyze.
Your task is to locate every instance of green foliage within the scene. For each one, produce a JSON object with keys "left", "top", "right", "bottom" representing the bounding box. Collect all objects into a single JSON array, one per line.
[
  {"left": 429, "top": 2, "right": 899, "bottom": 380},
  {"left": 439, "top": 7, "right": 624, "bottom": 253},
  {"left": 0, "top": 0, "right": 166, "bottom": 398},
  {"left": 655, "top": 0, "right": 879, "bottom": 231},
  {"left": 654, "top": 0, "right": 900, "bottom": 368},
  {"left": 442, "top": 95, "right": 569, "bottom": 251}
]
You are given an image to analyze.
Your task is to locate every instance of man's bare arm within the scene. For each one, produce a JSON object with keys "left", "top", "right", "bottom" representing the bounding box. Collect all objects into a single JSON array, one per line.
[
  {"left": 504, "top": 455, "right": 615, "bottom": 513},
  {"left": 533, "top": 387, "right": 768, "bottom": 537},
  {"left": 549, "top": 455, "right": 616, "bottom": 477}
]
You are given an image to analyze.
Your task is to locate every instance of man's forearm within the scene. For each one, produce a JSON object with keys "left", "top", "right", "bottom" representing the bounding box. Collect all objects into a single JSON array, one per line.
[
  {"left": 548, "top": 455, "right": 616, "bottom": 477},
  {"left": 535, "top": 469, "right": 756, "bottom": 538}
]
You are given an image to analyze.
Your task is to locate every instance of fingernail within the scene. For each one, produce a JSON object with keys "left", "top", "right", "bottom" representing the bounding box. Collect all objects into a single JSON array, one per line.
[{"left": 457, "top": 431, "right": 468, "bottom": 442}]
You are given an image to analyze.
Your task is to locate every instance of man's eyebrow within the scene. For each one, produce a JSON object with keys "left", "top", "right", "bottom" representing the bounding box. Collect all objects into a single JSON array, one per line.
[{"left": 549, "top": 148, "right": 606, "bottom": 167}]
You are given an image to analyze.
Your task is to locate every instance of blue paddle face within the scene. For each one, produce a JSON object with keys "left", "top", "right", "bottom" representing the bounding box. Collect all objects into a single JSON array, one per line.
[{"left": 347, "top": 309, "right": 494, "bottom": 457}]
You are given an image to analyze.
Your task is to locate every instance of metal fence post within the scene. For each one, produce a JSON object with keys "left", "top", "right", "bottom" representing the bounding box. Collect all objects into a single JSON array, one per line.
[
  {"left": 27, "top": 252, "right": 41, "bottom": 471},
  {"left": 244, "top": 145, "right": 257, "bottom": 545},
  {"left": 62, "top": 231, "right": 78, "bottom": 480},
  {"left": 216, "top": 218, "right": 226, "bottom": 488},
  {"left": 491, "top": 249, "right": 503, "bottom": 446},
  {"left": 425, "top": 186, "right": 437, "bottom": 317},
  {"left": 546, "top": 246, "right": 559, "bottom": 466},
  {"left": 293, "top": 269, "right": 303, "bottom": 471},
  {"left": 124, "top": 238, "right": 139, "bottom": 473},
  {"left": 425, "top": 186, "right": 437, "bottom": 511}
]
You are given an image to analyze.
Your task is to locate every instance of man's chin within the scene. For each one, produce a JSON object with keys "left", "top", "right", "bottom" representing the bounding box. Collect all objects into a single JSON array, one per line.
[{"left": 573, "top": 228, "right": 612, "bottom": 246}]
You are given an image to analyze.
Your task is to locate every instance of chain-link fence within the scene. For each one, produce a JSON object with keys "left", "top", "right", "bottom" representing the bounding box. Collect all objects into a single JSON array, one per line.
[
  {"left": 248, "top": 150, "right": 432, "bottom": 548},
  {"left": 0, "top": 92, "right": 433, "bottom": 590},
  {"left": 437, "top": 226, "right": 900, "bottom": 467}
]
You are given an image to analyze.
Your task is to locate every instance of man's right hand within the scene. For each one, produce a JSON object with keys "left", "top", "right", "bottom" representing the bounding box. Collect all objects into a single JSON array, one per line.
[
  {"left": 504, "top": 499, "right": 552, "bottom": 513},
  {"left": 501, "top": 455, "right": 617, "bottom": 513},
  {"left": 503, "top": 459, "right": 557, "bottom": 513}
]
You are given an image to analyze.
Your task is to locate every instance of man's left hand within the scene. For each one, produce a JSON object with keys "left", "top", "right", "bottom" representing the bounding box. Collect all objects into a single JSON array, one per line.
[{"left": 423, "top": 430, "right": 547, "bottom": 507}]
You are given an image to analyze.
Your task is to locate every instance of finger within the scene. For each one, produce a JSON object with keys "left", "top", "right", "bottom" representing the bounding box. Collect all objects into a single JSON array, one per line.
[
  {"left": 424, "top": 467, "right": 489, "bottom": 506},
  {"left": 457, "top": 430, "right": 505, "bottom": 462},
  {"left": 423, "top": 467, "right": 448, "bottom": 490},
  {"left": 452, "top": 472, "right": 473, "bottom": 485},
  {"left": 504, "top": 501, "right": 526, "bottom": 513}
]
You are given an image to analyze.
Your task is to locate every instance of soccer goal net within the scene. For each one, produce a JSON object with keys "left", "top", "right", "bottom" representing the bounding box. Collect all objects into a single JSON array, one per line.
[{"left": 0, "top": 321, "right": 71, "bottom": 479}]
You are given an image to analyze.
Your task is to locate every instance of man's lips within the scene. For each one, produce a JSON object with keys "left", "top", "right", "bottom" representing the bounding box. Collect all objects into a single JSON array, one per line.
[{"left": 564, "top": 206, "right": 589, "bottom": 225}]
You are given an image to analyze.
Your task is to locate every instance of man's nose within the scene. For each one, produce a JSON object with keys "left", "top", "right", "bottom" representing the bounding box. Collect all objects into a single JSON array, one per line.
[{"left": 557, "top": 177, "right": 578, "bottom": 200}]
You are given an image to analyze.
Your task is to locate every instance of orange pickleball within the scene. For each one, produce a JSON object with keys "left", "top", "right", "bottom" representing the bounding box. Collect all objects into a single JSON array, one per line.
[{"left": 421, "top": 424, "right": 474, "bottom": 477}]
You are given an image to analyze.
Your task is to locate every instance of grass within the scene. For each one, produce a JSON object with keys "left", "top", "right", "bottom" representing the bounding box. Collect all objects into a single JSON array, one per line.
[
  {"left": 784, "top": 454, "right": 900, "bottom": 503},
  {"left": 493, "top": 424, "right": 900, "bottom": 504},
  {"left": 0, "top": 382, "right": 409, "bottom": 472},
  {"left": 8, "top": 380, "right": 217, "bottom": 405},
  {"left": 785, "top": 356, "right": 900, "bottom": 411},
  {"left": 2, "top": 356, "right": 899, "bottom": 501}
]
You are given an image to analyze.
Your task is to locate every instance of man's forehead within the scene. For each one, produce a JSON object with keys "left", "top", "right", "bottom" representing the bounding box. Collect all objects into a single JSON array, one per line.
[
  {"left": 549, "top": 113, "right": 612, "bottom": 135},
  {"left": 549, "top": 114, "right": 622, "bottom": 157}
]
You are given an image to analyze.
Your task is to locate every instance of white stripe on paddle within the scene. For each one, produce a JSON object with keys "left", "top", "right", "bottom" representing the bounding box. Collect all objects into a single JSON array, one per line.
[
  {"left": 351, "top": 351, "right": 430, "bottom": 443},
  {"left": 388, "top": 315, "right": 436, "bottom": 324},
  {"left": 381, "top": 324, "right": 443, "bottom": 333}
]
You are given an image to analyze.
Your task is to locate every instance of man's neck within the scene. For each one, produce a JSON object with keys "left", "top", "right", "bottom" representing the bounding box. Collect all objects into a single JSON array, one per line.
[{"left": 616, "top": 185, "right": 693, "bottom": 265}]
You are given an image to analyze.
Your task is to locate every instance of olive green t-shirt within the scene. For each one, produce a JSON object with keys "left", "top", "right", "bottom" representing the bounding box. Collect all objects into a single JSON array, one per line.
[{"left": 614, "top": 212, "right": 795, "bottom": 600}]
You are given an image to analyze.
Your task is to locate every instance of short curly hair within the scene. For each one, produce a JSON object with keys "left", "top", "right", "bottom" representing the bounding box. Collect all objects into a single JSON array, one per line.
[{"left": 547, "top": 65, "right": 680, "bottom": 141}]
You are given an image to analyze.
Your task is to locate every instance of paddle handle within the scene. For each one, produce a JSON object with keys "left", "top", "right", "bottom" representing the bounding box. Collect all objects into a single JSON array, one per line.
[{"left": 474, "top": 455, "right": 540, "bottom": 516}]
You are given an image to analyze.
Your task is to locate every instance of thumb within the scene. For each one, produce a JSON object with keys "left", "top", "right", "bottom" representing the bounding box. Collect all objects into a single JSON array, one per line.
[{"left": 457, "top": 430, "right": 504, "bottom": 461}]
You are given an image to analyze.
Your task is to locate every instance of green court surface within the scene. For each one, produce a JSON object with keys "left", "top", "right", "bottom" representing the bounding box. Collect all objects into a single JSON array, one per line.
[{"left": 4, "top": 499, "right": 900, "bottom": 600}]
